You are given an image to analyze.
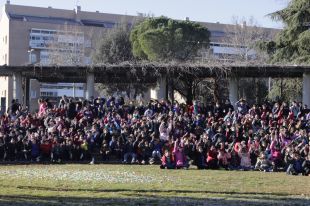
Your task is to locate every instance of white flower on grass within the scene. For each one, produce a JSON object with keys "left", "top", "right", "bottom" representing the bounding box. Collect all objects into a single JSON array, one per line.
[{"left": 0, "top": 167, "right": 173, "bottom": 184}]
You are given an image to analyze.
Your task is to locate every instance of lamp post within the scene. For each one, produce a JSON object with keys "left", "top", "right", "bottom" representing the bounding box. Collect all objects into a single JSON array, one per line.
[{"left": 26, "top": 48, "right": 36, "bottom": 109}]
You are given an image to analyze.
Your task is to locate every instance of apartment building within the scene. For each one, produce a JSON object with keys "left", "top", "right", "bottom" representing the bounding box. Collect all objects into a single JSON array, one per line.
[
  {"left": 0, "top": 1, "right": 137, "bottom": 112},
  {"left": 0, "top": 1, "right": 278, "bottom": 112}
]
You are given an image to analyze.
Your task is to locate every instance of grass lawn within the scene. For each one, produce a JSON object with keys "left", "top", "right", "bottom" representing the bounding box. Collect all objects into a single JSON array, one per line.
[{"left": 0, "top": 164, "right": 309, "bottom": 205}]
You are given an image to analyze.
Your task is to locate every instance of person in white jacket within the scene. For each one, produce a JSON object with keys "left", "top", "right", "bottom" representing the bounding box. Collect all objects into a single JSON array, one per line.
[
  {"left": 159, "top": 119, "right": 172, "bottom": 141},
  {"left": 238, "top": 142, "right": 252, "bottom": 170}
]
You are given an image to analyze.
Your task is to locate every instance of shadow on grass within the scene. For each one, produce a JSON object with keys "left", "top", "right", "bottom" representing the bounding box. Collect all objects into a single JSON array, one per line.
[
  {"left": 0, "top": 194, "right": 309, "bottom": 206},
  {"left": 15, "top": 185, "right": 296, "bottom": 197},
  {"left": 9, "top": 186, "right": 310, "bottom": 205}
]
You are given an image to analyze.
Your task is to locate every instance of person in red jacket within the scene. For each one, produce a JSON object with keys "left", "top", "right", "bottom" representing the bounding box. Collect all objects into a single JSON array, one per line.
[
  {"left": 160, "top": 149, "right": 175, "bottom": 169},
  {"left": 40, "top": 139, "right": 52, "bottom": 161},
  {"left": 207, "top": 145, "right": 219, "bottom": 169}
]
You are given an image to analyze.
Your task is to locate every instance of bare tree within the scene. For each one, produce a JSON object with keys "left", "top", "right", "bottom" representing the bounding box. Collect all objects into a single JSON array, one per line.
[
  {"left": 44, "top": 24, "right": 86, "bottom": 66},
  {"left": 93, "top": 17, "right": 150, "bottom": 99},
  {"left": 193, "top": 17, "right": 275, "bottom": 104},
  {"left": 37, "top": 24, "right": 97, "bottom": 99},
  {"left": 221, "top": 16, "right": 274, "bottom": 63},
  {"left": 223, "top": 17, "right": 274, "bottom": 104}
]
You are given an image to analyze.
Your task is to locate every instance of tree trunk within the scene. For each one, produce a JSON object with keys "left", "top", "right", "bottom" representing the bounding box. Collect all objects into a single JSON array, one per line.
[
  {"left": 255, "top": 78, "right": 259, "bottom": 104},
  {"left": 280, "top": 78, "right": 283, "bottom": 101},
  {"left": 213, "top": 77, "right": 220, "bottom": 103},
  {"left": 169, "top": 80, "right": 175, "bottom": 103},
  {"left": 186, "top": 81, "right": 193, "bottom": 104}
]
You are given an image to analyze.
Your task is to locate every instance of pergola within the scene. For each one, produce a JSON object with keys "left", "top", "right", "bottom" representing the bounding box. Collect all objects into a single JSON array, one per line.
[{"left": 1, "top": 63, "right": 310, "bottom": 108}]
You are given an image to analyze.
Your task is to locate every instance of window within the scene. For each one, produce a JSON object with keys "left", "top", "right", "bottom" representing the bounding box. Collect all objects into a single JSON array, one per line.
[
  {"left": 211, "top": 31, "right": 225, "bottom": 37},
  {"left": 31, "top": 29, "right": 41, "bottom": 33},
  {"left": 29, "top": 53, "right": 37, "bottom": 64},
  {"left": 40, "top": 91, "right": 57, "bottom": 97},
  {"left": 84, "top": 39, "right": 91, "bottom": 48},
  {"left": 30, "top": 90, "right": 37, "bottom": 99}
]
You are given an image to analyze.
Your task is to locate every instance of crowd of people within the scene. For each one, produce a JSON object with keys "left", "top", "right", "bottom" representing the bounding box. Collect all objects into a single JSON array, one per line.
[{"left": 0, "top": 96, "right": 310, "bottom": 176}]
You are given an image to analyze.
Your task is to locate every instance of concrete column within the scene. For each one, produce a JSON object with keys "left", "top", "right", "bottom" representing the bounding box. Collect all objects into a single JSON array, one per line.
[
  {"left": 72, "top": 83, "right": 76, "bottom": 98},
  {"left": 228, "top": 78, "right": 238, "bottom": 105},
  {"left": 13, "top": 72, "right": 23, "bottom": 104},
  {"left": 303, "top": 73, "right": 310, "bottom": 106},
  {"left": 82, "top": 83, "right": 86, "bottom": 99},
  {"left": 29, "top": 79, "right": 40, "bottom": 112},
  {"left": 86, "top": 73, "right": 94, "bottom": 100},
  {"left": 150, "top": 76, "right": 167, "bottom": 100},
  {"left": 24, "top": 77, "right": 30, "bottom": 108}
]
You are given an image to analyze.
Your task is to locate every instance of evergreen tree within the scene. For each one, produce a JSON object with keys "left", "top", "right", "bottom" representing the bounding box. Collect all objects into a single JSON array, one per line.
[
  {"left": 264, "top": 0, "right": 310, "bottom": 64},
  {"left": 258, "top": 0, "right": 310, "bottom": 102},
  {"left": 130, "top": 16, "right": 210, "bottom": 62}
]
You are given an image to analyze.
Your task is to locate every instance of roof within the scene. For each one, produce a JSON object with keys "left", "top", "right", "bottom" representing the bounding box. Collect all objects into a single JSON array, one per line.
[
  {"left": 0, "top": 64, "right": 309, "bottom": 83},
  {"left": 8, "top": 13, "right": 119, "bottom": 28},
  {"left": 4, "top": 3, "right": 280, "bottom": 33},
  {"left": 8, "top": 13, "right": 82, "bottom": 25},
  {"left": 80, "top": 19, "right": 115, "bottom": 28},
  {"left": 4, "top": 4, "right": 135, "bottom": 28}
]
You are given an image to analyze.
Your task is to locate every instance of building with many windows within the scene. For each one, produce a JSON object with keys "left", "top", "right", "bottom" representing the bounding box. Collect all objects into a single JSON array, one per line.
[
  {"left": 0, "top": 1, "right": 136, "bottom": 112},
  {"left": 0, "top": 1, "right": 278, "bottom": 112}
]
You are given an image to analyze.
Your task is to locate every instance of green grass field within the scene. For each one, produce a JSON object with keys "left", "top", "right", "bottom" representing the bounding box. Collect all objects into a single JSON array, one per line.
[{"left": 0, "top": 164, "right": 309, "bottom": 205}]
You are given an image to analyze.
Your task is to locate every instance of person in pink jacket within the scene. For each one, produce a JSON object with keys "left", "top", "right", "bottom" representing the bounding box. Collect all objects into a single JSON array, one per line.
[
  {"left": 270, "top": 139, "right": 282, "bottom": 171},
  {"left": 173, "top": 139, "right": 189, "bottom": 169},
  {"left": 38, "top": 99, "right": 47, "bottom": 118}
]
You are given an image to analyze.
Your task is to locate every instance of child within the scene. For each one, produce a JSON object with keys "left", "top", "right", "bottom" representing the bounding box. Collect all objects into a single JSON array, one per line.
[
  {"left": 149, "top": 138, "right": 162, "bottom": 164},
  {"left": 255, "top": 153, "right": 272, "bottom": 172},
  {"left": 207, "top": 145, "right": 219, "bottom": 169},
  {"left": 238, "top": 142, "right": 252, "bottom": 170},
  {"left": 173, "top": 139, "right": 189, "bottom": 169},
  {"left": 194, "top": 146, "right": 207, "bottom": 169},
  {"left": 138, "top": 140, "right": 152, "bottom": 164},
  {"left": 218, "top": 147, "right": 231, "bottom": 170},
  {"left": 160, "top": 150, "right": 175, "bottom": 169},
  {"left": 270, "top": 144, "right": 282, "bottom": 171},
  {"left": 286, "top": 152, "right": 304, "bottom": 175},
  {"left": 302, "top": 152, "right": 310, "bottom": 176},
  {"left": 229, "top": 148, "right": 240, "bottom": 170},
  {"left": 123, "top": 137, "right": 137, "bottom": 164},
  {"left": 100, "top": 140, "right": 111, "bottom": 161}
]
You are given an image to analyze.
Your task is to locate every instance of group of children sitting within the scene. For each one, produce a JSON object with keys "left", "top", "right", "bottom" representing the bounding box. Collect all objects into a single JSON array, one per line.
[{"left": 160, "top": 137, "right": 310, "bottom": 176}]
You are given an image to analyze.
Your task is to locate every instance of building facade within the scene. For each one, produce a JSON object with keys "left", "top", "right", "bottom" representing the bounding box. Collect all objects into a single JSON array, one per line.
[
  {"left": 0, "top": 1, "right": 278, "bottom": 112},
  {"left": 0, "top": 1, "right": 137, "bottom": 112}
]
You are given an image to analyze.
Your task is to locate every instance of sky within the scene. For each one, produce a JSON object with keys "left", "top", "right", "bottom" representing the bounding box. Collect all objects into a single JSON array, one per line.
[{"left": 0, "top": 0, "right": 289, "bottom": 28}]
